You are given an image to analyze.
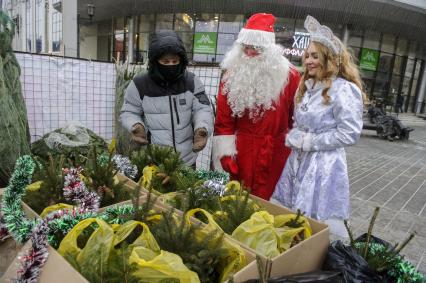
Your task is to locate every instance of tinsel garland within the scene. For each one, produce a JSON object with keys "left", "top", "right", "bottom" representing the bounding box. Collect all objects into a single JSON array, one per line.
[
  {"left": 354, "top": 242, "right": 424, "bottom": 283},
  {"left": 0, "top": 214, "right": 9, "bottom": 241},
  {"left": 63, "top": 167, "right": 100, "bottom": 211},
  {"left": 1, "top": 155, "right": 36, "bottom": 244},
  {"left": 195, "top": 169, "right": 229, "bottom": 184},
  {"left": 202, "top": 180, "right": 227, "bottom": 197},
  {"left": 112, "top": 154, "right": 138, "bottom": 179},
  {"left": 97, "top": 153, "right": 138, "bottom": 179},
  {"left": 99, "top": 204, "right": 135, "bottom": 224},
  {"left": 16, "top": 221, "right": 49, "bottom": 283}
]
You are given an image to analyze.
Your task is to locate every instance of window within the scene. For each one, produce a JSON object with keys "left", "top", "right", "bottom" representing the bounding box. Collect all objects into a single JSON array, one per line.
[
  {"left": 35, "top": 0, "right": 44, "bottom": 53},
  {"left": 381, "top": 34, "right": 395, "bottom": 53},
  {"left": 113, "top": 17, "right": 128, "bottom": 61},
  {"left": 396, "top": 38, "right": 408, "bottom": 56},
  {"left": 193, "top": 13, "right": 219, "bottom": 62},
  {"left": 348, "top": 29, "right": 363, "bottom": 48},
  {"left": 156, "top": 13, "right": 173, "bottom": 30},
  {"left": 26, "top": 0, "right": 32, "bottom": 52},
  {"left": 216, "top": 14, "right": 243, "bottom": 60},
  {"left": 377, "top": 52, "right": 393, "bottom": 74},
  {"left": 393, "top": 55, "right": 405, "bottom": 75},
  {"left": 138, "top": 14, "right": 155, "bottom": 32},
  {"left": 363, "top": 31, "right": 380, "bottom": 50},
  {"left": 51, "top": 0, "right": 62, "bottom": 52},
  {"left": 408, "top": 41, "right": 417, "bottom": 58},
  {"left": 174, "top": 13, "right": 194, "bottom": 32}
]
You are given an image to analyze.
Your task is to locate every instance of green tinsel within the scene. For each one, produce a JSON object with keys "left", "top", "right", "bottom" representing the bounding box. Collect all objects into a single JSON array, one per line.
[
  {"left": 1, "top": 155, "right": 36, "bottom": 244},
  {"left": 354, "top": 242, "right": 424, "bottom": 283},
  {"left": 194, "top": 169, "right": 229, "bottom": 184},
  {"left": 99, "top": 204, "right": 135, "bottom": 224},
  {"left": 46, "top": 210, "right": 98, "bottom": 249}
]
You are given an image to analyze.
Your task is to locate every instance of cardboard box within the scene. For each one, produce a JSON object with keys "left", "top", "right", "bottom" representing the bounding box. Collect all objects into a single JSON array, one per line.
[
  {"left": 232, "top": 195, "right": 330, "bottom": 282},
  {"left": 99, "top": 176, "right": 330, "bottom": 281},
  {"left": 0, "top": 188, "right": 87, "bottom": 282},
  {"left": 1, "top": 241, "right": 88, "bottom": 283}
]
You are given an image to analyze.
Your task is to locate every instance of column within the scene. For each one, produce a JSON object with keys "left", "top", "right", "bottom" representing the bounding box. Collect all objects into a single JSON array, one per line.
[
  {"left": 342, "top": 25, "right": 349, "bottom": 46},
  {"left": 128, "top": 16, "right": 135, "bottom": 63},
  {"left": 415, "top": 64, "right": 426, "bottom": 114},
  {"left": 62, "top": 0, "right": 77, "bottom": 57}
]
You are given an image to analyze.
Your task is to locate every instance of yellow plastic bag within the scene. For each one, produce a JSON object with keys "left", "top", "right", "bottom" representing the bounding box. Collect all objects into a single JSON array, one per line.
[
  {"left": 232, "top": 211, "right": 281, "bottom": 258},
  {"left": 129, "top": 246, "right": 200, "bottom": 283},
  {"left": 58, "top": 218, "right": 115, "bottom": 281},
  {"left": 186, "top": 208, "right": 247, "bottom": 282},
  {"left": 58, "top": 218, "right": 166, "bottom": 282},
  {"left": 232, "top": 211, "right": 313, "bottom": 258},
  {"left": 25, "top": 180, "right": 43, "bottom": 192},
  {"left": 113, "top": 220, "right": 160, "bottom": 252},
  {"left": 274, "top": 213, "right": 313, "bottom": 251},
  {"left": 40, "top": 203, "right": 74, "bottom": 218}
]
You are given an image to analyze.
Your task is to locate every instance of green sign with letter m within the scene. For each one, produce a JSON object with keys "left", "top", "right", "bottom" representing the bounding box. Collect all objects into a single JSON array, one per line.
[
  {"left": 193, "top": 32, "right": 217, "bottom": 54},
  {"left": 360, "top": 48, "right": 380, "bottom": 71}
]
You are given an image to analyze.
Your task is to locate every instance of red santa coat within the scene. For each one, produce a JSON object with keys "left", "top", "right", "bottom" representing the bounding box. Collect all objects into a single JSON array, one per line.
[{"left": 213, "top": 67, "right": 300, "bottom": 200}]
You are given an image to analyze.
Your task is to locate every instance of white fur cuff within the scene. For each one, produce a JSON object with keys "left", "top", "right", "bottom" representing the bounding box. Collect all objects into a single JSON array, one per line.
[
  {"left": 212, "top": 135, "right": 237, "bottom": 171},
  {"left": 302, "top": 133, "right": 313, "bottom": 151}
]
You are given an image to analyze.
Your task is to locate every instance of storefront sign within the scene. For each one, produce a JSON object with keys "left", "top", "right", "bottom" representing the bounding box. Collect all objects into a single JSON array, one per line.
[
  {"left": 193, "top": 32, "right": 217, "bottom": 54},
  {"left": 283, "top": 31, "right": 310, "bottom": 57},
  {"left": 360, "top": 48, "right": 380, "bottom": 71}
]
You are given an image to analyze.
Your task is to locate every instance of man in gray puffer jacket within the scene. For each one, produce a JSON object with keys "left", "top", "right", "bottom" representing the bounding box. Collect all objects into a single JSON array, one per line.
[{"left": 120, "top": 30, "right": 213, "bottom": 166}]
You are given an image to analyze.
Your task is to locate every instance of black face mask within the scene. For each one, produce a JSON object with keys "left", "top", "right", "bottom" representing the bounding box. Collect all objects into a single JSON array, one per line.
[{"left": 157, "top": 63, "right": 182, "bottom": 82}]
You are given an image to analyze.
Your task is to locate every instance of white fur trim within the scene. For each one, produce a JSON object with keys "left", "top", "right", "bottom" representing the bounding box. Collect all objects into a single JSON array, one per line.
[
  {"left": 212, "top": 135, "right": 237, "bottom": 171},
  {"left": 236, "top": 28, "right": 275, "bottom": 47},
  {"left": 302, "top": 132, "right": 313, "bottom": 151}
]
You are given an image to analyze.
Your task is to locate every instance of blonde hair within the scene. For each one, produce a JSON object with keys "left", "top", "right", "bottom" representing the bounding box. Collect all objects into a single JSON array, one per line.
[{"left": 296, "top": 41, "right": 367, "bottom": 105}]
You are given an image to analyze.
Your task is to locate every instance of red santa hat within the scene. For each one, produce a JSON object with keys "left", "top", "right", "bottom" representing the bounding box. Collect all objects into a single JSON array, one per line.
[{"left": 236, "top": 13, "right": 276, "bottom": 47}]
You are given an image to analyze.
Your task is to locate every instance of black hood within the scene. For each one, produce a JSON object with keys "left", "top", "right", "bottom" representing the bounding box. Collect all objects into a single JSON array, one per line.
[{"left": 148, "top": 30, "right": 188, "bottom": 84}]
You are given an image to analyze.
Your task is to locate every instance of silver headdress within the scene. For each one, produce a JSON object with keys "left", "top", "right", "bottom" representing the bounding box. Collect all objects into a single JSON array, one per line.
[{"left": 304, "top": 15, "right": 343, "bottom": 55}]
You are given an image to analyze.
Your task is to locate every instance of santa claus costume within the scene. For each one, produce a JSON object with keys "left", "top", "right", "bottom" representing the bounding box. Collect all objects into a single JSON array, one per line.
[{"left": 213, "top": 13, "right": 300, "bottom": 200}]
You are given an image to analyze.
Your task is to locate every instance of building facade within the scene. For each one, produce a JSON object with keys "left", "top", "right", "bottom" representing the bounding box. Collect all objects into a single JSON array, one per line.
[{"left": 2, "top": 0, "right": 426, "bottom": 113}]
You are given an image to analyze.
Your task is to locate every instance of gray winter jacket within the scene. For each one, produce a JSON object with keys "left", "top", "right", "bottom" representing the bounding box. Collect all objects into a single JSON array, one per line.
[{"left": 120, "top": 71, "right": 213, "bottom": 165}]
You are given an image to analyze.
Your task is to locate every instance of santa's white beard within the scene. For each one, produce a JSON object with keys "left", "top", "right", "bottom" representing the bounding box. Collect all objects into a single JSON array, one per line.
[{"left": 221, "top": 43, "right": 290, "bottom": 120}]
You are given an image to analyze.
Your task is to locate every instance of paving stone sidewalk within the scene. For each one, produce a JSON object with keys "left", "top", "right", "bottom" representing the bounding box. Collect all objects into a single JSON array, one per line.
[{"left": 344, "top": 113, "right": 426, "bottom": 274}]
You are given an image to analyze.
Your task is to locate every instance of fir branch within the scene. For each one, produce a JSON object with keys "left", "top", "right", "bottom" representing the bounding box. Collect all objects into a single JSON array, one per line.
[
  {"left": 344, "top": 220, "right": 355, "bottom": 248},
  {"left": 363, "top": 207, "right": 380, "bottom": 259},
  {"left": 394, "top": 232, "right": 416, "bottom": 254}
]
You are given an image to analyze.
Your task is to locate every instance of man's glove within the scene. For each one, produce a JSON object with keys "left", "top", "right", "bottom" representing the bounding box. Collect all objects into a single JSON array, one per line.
[
  {"left": 192, "top": 128, "right": 208, "bottom": 152},
  {"left": 220, "top": 156, "right": 238, "bottom": 176},
  {"left": 131, "top": 123, "right": 148, "bottom": 145}
]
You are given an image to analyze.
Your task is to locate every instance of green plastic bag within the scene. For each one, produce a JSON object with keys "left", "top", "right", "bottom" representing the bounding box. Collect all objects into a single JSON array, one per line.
[{"left": 129, "top": 246, "right": 200, "bottom": 283}]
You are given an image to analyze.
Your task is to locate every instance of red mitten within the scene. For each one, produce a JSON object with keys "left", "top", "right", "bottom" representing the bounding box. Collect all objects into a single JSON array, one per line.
[{"left": 220, "top": 156, "right": 238, "bottom": 176}]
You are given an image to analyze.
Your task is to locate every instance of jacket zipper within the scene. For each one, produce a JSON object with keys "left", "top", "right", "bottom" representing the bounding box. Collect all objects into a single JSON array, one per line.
[
  {"left": 168, "top": 94, "right": 177, "bottom": 152},
  {"left": 173, "top": 97, "right": 180, "bottom": 125}
]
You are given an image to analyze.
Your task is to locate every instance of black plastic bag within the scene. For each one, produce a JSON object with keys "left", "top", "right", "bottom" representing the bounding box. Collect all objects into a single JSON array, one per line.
[
  {"left": 355, "top": 233, "right": 389, "bottom": 246},
  {"left": 323, "top": 240, "right": 388, "bottom": 283},
  {"left": 243, "top": 271, "right": 343, "bottom": 283}
]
